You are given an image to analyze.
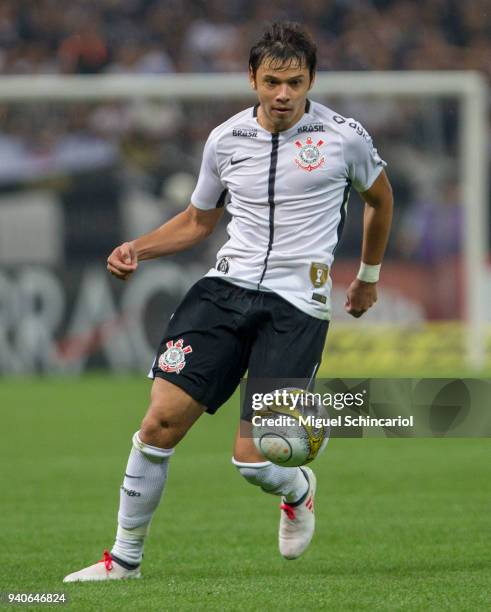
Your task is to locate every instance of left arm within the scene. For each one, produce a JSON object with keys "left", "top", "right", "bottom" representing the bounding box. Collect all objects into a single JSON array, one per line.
[{"left": 345, "top": 170, "right": 393, "bottom": 318}]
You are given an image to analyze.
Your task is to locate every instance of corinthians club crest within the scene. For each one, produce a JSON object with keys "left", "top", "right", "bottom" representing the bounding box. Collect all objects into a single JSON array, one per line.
[
  {"left": 294, "top": 137, "right": 325, "bottom": 172},
  {"left": 158, "top": 338, "right": 192, "bottom": 374}
]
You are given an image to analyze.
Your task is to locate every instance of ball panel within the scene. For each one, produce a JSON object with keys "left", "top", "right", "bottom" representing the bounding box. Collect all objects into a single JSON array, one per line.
[{"left": 258, "top": 433, "right": 292, "bottom": 463}]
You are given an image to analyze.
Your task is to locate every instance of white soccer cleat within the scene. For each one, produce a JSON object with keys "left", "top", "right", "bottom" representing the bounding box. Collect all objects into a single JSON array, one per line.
[
  {"left": 63, "top": 550, "right": 141, "bottom": 583},
  {"left": 279, "top": 466, "right": 316, "bottom": 560}
]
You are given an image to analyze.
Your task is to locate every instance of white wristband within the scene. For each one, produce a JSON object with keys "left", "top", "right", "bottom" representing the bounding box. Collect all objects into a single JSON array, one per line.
[{"left": 357, "top": 262, "right": 381, "bottom": 283}]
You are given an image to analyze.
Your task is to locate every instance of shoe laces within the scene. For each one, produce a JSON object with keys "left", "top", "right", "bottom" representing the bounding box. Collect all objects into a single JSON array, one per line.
[
  {"left": 100, "top": 549, "right": 113, "bottom": 571},
  {"left": 280, "top": 503, "right": 296, "bottom": 521}
]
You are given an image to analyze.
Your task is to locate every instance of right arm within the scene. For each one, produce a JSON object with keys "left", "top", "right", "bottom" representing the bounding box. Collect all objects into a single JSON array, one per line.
[{"left": 107, "top": 204, "right": 224, "bottom": 280}]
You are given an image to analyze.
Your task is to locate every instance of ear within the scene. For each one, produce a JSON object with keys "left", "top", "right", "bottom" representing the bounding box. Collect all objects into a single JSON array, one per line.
[{"left": 248, "top": 66, "right": 257, "bottom": 90}]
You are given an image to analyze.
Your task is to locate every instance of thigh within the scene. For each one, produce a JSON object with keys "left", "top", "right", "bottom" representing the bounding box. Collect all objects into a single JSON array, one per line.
[
  {"left": 242, "top": 297, "right": 329, "bottom": 421},
  {"left": 250, "top": 296, "right": 329, "bottom": 379},
  {"left": 150, "top": 278, "right": 253, "bottom": 414}
]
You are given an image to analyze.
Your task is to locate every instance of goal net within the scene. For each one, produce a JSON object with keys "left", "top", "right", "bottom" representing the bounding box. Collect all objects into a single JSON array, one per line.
[{"left": 0, "top": 72, "right": 488, "bottom": 375}]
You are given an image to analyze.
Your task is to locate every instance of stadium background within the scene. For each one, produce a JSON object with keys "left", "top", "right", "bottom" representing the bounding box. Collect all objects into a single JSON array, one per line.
[
  {"left": 0, "top": 0, "right": 490, "bottom": 375},
  {"left": 1, "top": 2, "right": 490, "bottom": 610}
]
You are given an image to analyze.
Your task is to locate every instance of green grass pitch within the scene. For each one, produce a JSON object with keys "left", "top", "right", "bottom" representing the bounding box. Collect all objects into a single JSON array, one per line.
[{"left": 1, "top": 376, "right": 490, "bottom": 611}]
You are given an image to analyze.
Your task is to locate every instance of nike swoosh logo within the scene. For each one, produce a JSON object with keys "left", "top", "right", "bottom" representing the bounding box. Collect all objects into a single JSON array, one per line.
[
  {"left": 230, "top": 156, "right": 252, "bottom": 166},
  {"left": 125, "top": 473, "right": 143, "bottom": 479}
]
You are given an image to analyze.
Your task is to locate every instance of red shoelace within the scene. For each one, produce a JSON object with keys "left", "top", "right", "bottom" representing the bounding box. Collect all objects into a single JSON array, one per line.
[
  {"left": 280, "top": 503, "right": 296, "bottom": 520},
  {"left": 100, "top": 549, "right": 113, "bottom": 571}
]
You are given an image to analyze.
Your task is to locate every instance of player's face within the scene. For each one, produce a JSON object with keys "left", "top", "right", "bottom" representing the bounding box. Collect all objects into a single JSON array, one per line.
[{"left": 250, "top": 59, "right": 314, "bottom": 133}]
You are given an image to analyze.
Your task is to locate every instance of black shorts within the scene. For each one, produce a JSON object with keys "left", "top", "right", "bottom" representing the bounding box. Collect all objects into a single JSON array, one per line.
[{"left": 150, "top": 277, "right": 329, "bottom": 418}]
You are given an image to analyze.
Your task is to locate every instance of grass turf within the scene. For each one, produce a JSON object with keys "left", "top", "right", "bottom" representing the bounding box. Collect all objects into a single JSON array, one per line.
[{"left": 0, "top": 376, "right": 490, "bottom": 611}]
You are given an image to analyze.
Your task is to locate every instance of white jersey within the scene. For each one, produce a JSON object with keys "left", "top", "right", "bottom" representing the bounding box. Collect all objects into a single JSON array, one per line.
[{"left": 191, "top": 99, "right": 386, "bottom": 320}]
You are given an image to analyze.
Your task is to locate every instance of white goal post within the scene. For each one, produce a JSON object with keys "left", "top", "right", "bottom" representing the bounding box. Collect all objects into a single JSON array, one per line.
[{"left": 0, "top": 71, "right": 488, "bottom": 369}]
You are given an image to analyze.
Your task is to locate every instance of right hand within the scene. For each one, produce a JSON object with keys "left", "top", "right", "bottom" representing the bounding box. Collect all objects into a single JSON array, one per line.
[{"left": 107, "top": 241, "right": 138, "bottom": 280}]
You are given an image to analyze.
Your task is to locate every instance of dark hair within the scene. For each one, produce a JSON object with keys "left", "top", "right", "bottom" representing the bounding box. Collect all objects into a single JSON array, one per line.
[{"left": 249, "top": 22, "right": 317, "bottom": 81}]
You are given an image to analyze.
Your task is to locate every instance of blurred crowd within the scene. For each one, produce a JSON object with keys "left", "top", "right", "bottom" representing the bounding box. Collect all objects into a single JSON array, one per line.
[
  {"left": 0, "top": 0, "right": 490, "bottom": 264},
  {"left": 0, "top": 0, "right": 490, "bottom": 76}
]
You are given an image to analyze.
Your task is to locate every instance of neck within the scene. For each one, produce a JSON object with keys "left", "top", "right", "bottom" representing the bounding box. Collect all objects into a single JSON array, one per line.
[{"left": 256, "top": 104, "right": 306, "bottom": 133}]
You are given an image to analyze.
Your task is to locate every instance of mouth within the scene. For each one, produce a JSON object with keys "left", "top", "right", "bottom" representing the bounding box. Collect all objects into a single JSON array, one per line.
[{"left": 272, "top": 107, "right": 291, "bottom": 115}]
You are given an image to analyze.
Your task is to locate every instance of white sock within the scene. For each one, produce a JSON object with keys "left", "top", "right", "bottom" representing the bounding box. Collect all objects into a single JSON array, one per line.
[
  {"left": 232, "top": 458, "right": 308, "bottom": 503},
  {"left": 111, "top": 431, "right": 174, "bottom": 566}
]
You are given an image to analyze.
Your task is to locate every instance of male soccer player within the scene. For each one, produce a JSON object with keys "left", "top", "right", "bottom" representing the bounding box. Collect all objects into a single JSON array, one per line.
[{"left": 64, "top": 22, "right": 393, "bottom": 582}]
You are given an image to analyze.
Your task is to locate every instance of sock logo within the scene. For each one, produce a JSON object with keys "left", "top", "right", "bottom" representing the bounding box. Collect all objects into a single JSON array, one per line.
[
  {"left": 158, "top": 338, "right": 193, "bottom": 374},
  {"left": 121, "top": 485, "right": 141, "bottom": 497}
]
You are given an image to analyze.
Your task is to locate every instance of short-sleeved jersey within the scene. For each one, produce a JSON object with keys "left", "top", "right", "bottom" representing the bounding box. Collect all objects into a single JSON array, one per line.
[{"left": 191, "top": 99, "right": 386, "bottom": 320}]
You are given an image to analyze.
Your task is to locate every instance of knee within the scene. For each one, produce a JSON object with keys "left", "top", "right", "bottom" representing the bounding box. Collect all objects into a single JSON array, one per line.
[
  {"left": 140, "top": 379, "right": 203, "bottom": 449},
  {"left": 140, "top": 404, "right": 181, "bottom": 449},
  {"left": 140, "top": 411, "right": 169, "bottom": 439},
  {"left": 140, "top": 420, "right": 179, "bottom": 449}
]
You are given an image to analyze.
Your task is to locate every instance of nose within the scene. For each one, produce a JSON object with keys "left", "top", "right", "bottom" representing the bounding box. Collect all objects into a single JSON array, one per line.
[{"left": 275, "top": 84, "right": 290, "bottom": 102}]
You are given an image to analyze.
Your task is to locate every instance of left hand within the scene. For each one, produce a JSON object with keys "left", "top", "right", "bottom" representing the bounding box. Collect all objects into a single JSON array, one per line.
[{"left": 345, "top": 278, "right": 378, "bottom": 318}]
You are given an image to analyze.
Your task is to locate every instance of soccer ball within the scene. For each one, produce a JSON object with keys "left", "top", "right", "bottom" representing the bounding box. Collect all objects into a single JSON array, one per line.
[{"left": 251, "top": 387, "right": 329, "bottom": 467}]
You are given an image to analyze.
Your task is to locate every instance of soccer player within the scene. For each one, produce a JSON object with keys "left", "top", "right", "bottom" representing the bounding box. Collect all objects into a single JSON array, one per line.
[{"left": 64, "top": 21, "right": 393, "bottom": 582}]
